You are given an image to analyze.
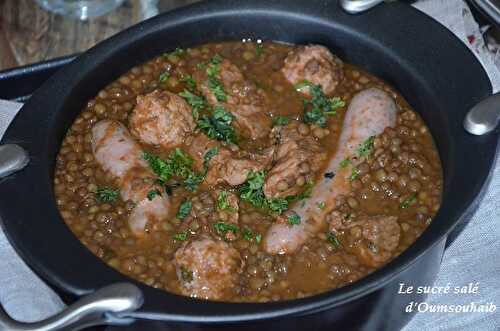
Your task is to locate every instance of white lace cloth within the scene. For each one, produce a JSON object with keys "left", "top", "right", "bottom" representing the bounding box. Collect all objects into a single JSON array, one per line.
[{"left": 0, "top": 1, "right": 499, "bottom": 329}]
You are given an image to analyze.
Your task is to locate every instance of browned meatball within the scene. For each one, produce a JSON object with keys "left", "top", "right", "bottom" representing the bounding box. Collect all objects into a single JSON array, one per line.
[
  {"left": 194, "top": 58, "right": 272, "bottom": 139},
  {"left": 187, "top": 133, "right": 274, "bottom": 186},
  {"left": 264, "top": 122, "right": 327, "bottom": 199},
  {"left": 129, "top": 90, "right": 195, "bottom": 149},
  {"left": 282, "top": 45, "right": 344, "bottom": 95},
  {"left": 330, "top": 213, "right": 401, "bottom": 268},
  {"left": 174, "top": 237, "right": 243, "bottom": 300}
]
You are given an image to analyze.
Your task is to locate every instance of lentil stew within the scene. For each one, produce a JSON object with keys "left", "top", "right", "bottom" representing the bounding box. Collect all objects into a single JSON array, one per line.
[{"left": 54, "top": 41, "right": 442, "bottom": 302}]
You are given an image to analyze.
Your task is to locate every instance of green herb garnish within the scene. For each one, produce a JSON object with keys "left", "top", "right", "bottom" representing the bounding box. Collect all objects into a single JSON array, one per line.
[
  {"left": 203, "top": 147, "right": 219, "bottom": 174},
  {"left": 255, "top": 233, "right": 262, "bottom": 243},
  {"left": 287, "top": 214, "right": 301, "bottom": 225},
  {"left": 272, "top": 116, "right": 290, "bottom": 127},
  {"left": 357, "top": 136, "right": 375, "bottom": 157},
  {"left": 181, "top": 75, "right": 197, "bottom": 91},
  {"left": 197, "top": 105, "right": 237, "bottom": 144},
  {"left": 177, "top": 200, "right": 192, "bottom": 220},
  {"left": 206, "top": 54, "right": 227, "bottom": 102},
  {"left": 173, "top": 232, "right": 188, "bottom": 241},
  {"left": 147, "top": 189, "right": 161, "bottom": 201},
  {"left": 238, "top": 170, "right": 268, "bottom": 209},
  {"left": 316, "top": 201, "right": 326, "bottom": 210},
  {"left": 339, "top": 158, "right": 351, "bottom": 169},
  {"left": 267, "top": 198, "right": 289, "bottom": 214},
  {"left": 179, "top": 90, "right": 207, "bottom": 119},
  {"left": 297, "top": 81, "right": 345, "bottom": 127},
  {"left": 172, "top": 47, "right": 186, "bottom": 56},
  {"left": 400, "top": 193, "right": 418, "bottom": 209},
  {"left": 180, "top": 266, "right": 193, "bottom": 282},
  {"left": 241, "top": 228, "right": 254, "bottom": 241},
  {"left": 95, "top": 187, "right": 119, "bottom": 203},
  {"left": 256, "top": 43, "right": 264, "bottom": 57},
  {"left": 144, "top": 149, "right": 204, "bottom": 192},
  {"left": 327, "top": 232, "right": 341, "bottom": 249},
  {"left": 238, "top": 171, "right": 311, "bottom": 215},
  {"left": 158, "top": 71, "right": 170, "bottom": 83},
  {"left": 349, "top": 167, "right": 361, "bottom": 181},
  {"left": 143, "top": 152, "right": 173, "bottom": 182},
  {"left": 213, "top": 222, "right": 239, "bottom": 236},
  {"left": 217, "top": 190, "right": 236, "bottom": 212},
  {"left": 285, "top": 181, "right": 314, "bottom": 203}
]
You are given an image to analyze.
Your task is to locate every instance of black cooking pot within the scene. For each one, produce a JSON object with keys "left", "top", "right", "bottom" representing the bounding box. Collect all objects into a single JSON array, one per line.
[{"left": 0, "top": 0, "right": 498, "bottom": 330}]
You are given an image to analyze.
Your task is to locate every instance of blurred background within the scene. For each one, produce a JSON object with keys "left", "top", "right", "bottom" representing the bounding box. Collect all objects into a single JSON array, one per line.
[
  {"left": 0, "top": 0, "right": 499, "bottom": 71},
  {"left": 0, "top": 0, "right": 199, "bottom": 70}
]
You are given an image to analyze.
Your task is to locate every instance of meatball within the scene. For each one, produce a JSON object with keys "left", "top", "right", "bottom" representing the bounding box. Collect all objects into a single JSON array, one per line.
[
  {"left": 174, "top": 237, "right": 243, "bottom": 300},
  {"left": 282, "top": 45, "right": 344, "bottom": 95},
  {"left": 194, "top": 58, "right": 272, "bottom": 139},
  {"left": 129, "top": 90, "right": 195, "bottom": 149},
  {"left": 264, "top": 122, "right": 327, "bottom": 199},
  {"left": 330, "top": 213, "right": 401, "bottom": 268}
]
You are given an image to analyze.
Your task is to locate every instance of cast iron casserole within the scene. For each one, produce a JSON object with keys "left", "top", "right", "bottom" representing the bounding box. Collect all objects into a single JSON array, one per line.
[{"left": 0, "top": 0, "right": 498, "bottom": 330}]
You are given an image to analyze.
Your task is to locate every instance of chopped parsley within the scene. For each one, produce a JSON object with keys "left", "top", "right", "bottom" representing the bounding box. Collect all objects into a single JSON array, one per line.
[
  {"left": 272, "top": 116, "right": 290, "bottom": 127},
  {"left": 197, "top": 105, "right": 237, "bottom": 144},
  {"left": 181, "top": 75, "right": 197, "bottom": 91},
  {"left": 179, "top": 90, "right": 207, "bottom": 119},
  {"left": 327, "top": 232, "right": 341, "bottom": 249},
  {"left": 147, "top": 189, "right": 161, "bottom": 201},
  {"left": 285, "top": 181, "right": 314, "bottom": 203},
  {"left": 164, "top": 47, "right": 185, "bottom": 58},
  {"left": 213, "top": 222, "right": 239, "bottom": 236},
  {"left": 349, "top": 167, "right": 361, "bottom": 181},
  {"left": 144, "top": 149, "right": 205, "bottom": 192},
  {"left": 158, "top": 71, "right": 170, "bottom": 83},
  {"left": 173, "top": 232, "right": 188, "bottom": 241},
  {"left": 176, "top": 200, "right": 192, "bottom": 220},
  {"left": 143, "top": 152, "right": 173, "bottom": 182},
  {"left": 287, "top": 214, "right": 301, "bottom": 225},
  {"left": 202, "top": 147, "right": 219, "bottom": 174},
  {"left": 242, "top": 228, "right": 253, "bottom": 241},
  {"left": 217, "top": 190, "right": 236, "bottom": 212},
  {"left": 256, "top": 43, "right": 265, "bottom": 57},
  {"left": 357, "top": 136, "right": 375, "bottom": 157},
  {"left": 255, "top": 233, "right": 262, "bottom": 243},
  {"left": 180, "top": 266, "right": 193, "bottom": 282},
  {"left": 238, "top": 170, "right": 268, "bottom": 209},
  {"left": 206, "top": 54, "right": 227, "bottom": 102},
  {"left": 241, "top": 228, "right": 262, "bottom": 243},
  {"left": 400, "top": 193, "right": 418, "bottom": 209},
  {"left": 339, "top": 158, "right": 351, "bottom": 169},
  {"left": 238, "top": 170, "right": 287, "bottom": 214},
  {"left": 296, "top": 81, "right": 345, "bottom": 127},
  {"left": 316, "top": 201, "right": 326, "bottom": 210},
  {"left": 238, "top": 171, "right": 310, "bottom": 215},
  {"left": 267, "top": 198, "right": 289, "bottom": 214},
  {"left": 95, "top": 187, "right": 119, "bottom": 203}
]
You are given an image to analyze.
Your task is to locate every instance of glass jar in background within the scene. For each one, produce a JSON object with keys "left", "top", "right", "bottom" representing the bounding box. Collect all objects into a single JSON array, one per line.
[{"left": 34, "top": 0, "right": 126, "bottom": 20}]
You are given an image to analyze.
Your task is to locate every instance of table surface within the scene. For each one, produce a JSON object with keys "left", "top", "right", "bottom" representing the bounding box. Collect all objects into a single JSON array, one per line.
[{"left": 0, "top": 0, "right": 200, "bottom": 71}]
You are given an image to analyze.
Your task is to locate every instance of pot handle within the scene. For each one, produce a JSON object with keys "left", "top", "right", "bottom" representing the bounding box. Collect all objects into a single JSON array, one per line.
[
  {"left": 0, "top": 283, "right": 143, "bottom": 331},
  {"left": 339, "top": 0, "right": 396, "bottom": 14},
  {"left": 464, "top": 92, "right": 500, "bottom": 135},
  {"left": 0, "top": 144, "right": 29, "bottom": 179}
]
